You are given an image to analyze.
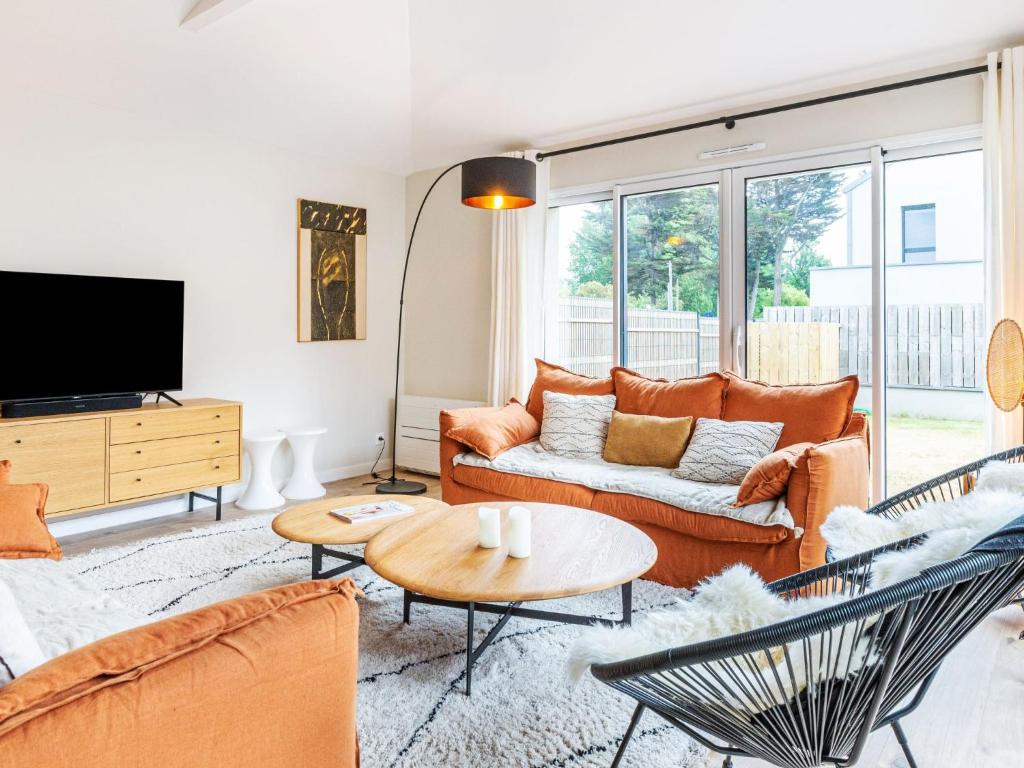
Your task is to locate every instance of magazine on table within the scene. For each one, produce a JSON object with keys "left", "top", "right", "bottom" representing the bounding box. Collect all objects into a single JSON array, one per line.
[{"left": 328, "top": 500, "right": 414, "bottom": 524}]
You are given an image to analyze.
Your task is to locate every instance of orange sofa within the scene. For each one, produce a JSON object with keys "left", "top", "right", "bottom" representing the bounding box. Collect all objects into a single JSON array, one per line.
[
  {"left": 0, "top": 580, "right": 361, "bottom": 768},
  {"left": 440, "top": 363, "right": 870, "bottom": 588}
]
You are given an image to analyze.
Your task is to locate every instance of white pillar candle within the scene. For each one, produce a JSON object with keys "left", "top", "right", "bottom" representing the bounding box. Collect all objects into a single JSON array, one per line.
[
  {"left": 507, "top": 506, "right": 531, "bottom": 558},
  {"left": 478, "top": 507, "right": 501, "bottom": 549}
]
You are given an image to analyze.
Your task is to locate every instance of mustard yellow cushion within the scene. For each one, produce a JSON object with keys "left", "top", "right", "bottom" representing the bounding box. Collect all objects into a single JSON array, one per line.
[{"left": 602, "top": 411, "right": 693, "bottom": 468}]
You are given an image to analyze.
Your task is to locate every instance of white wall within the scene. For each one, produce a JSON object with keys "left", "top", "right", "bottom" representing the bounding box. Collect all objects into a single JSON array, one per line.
[
  {"left": 403, "top": 168, "right": 493, "bottom": 402},
  {"left": 0, "top": 85, "right": 406, "bottom": 535},
  {"left": 811, "top": 260, "right": 984, "bottom": 306}
]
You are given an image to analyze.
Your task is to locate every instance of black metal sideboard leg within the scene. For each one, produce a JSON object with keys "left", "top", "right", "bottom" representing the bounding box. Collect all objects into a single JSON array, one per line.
[
  {"left": 216, "top": 486, "right": 222, "bottom": 521},
  {"left": 403, "top": 589, "right": 413, "bottom": 624}
]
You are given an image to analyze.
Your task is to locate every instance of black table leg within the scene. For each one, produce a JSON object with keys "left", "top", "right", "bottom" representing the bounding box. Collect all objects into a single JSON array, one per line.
[
  {"left": 403, "top": 589, "right": 413, "bottom": 624},
  {"left": 312, "top": 544, "right": 324, "bottom": 580},
  {"left": 466, "top": 602, "right": 475, "bottom": 696},
  {"left": 622, "top": 581, "right": 633, "bottom": 625}
]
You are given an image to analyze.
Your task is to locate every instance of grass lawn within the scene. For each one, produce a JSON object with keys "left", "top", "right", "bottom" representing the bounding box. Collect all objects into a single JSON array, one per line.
[{"left": 885, "top": 415, "right": 985, "bottom": 495}]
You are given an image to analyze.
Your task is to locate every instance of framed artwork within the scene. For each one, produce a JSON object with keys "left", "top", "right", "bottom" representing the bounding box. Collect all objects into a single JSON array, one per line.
[{"left": 297, "top": 199, "right": 367, "bottom": 341}]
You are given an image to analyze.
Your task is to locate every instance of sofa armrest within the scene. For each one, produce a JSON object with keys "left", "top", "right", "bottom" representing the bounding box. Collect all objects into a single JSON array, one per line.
[
  {"left": 787, "top": 435, "right": 870, "bottom": 572},
  {"left": 439, "top": 408, "right": 476, "bottom": 500},
  {"left": 0, "top": 580, "right": 361, "bottom": 768}
]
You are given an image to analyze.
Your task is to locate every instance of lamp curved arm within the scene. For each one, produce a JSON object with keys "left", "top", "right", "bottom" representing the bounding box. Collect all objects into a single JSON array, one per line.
[{"left": 385, "top": 161, "right": 463, "bottom": 485}]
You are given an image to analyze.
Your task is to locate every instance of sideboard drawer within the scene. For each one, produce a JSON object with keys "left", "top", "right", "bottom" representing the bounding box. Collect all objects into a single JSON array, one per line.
[
  {"left": 109, "top": 455, "right": 240, "bottom": 503},
  {"left": 109, "top": 405, "right": 240, "bottom": 444},
  {"left": 109, "top": 431, "right": 240, "bottom": 473},
  {"left": 0, "top": 419, "right": 107, "bottom": 512}
]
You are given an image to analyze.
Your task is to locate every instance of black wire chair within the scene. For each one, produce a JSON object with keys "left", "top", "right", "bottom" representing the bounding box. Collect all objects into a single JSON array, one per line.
[{"left": 592, "top": 455, "right": 1024, "bottom": 768}]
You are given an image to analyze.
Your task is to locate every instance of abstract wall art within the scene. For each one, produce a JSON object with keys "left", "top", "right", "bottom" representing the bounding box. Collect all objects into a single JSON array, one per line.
[{"left": 297, "top": 199, "right": 367, "bottom": 341}]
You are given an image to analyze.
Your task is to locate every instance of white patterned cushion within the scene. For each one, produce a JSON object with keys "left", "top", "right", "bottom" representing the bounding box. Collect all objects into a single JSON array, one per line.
[
  {"left": 673, "top": 418, "right": 783, "bottom": 484},
  {"left": 539, "top": 392, "right": 616, "bottom": 458}
]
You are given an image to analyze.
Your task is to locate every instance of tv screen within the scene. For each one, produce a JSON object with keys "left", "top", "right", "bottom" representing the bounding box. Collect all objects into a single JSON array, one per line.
[{"left": 0, "top": 271, "right": 184, "bottom": 403}]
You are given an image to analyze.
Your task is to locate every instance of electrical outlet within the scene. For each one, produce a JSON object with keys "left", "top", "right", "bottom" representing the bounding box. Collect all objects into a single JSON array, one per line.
[{"left": 375, "top": 432, "right": 386, "bottom": 446}]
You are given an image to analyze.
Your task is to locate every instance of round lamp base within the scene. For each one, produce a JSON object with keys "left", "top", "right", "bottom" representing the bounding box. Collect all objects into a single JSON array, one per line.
[{"left": 375, "top": 478, "right": 428, "bottom": 495}]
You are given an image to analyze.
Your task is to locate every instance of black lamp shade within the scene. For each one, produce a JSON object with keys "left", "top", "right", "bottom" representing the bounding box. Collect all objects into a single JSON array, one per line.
[{"left": 461, "top": 156, "right": 536, "bottom": 210}]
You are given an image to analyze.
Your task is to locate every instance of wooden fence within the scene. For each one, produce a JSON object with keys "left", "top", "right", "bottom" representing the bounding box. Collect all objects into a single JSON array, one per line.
[
  {"left": 747, "top": 322, "right": 840, "bottom": 385},
  {"left": 763, "top": 304, "right": 985, "bottom": 390},
  {"left": 557, "top": 299, "right": 983, "bottom": 390},
  {"left": 557, "top": 297, "right": 719, "bottom": 380}
]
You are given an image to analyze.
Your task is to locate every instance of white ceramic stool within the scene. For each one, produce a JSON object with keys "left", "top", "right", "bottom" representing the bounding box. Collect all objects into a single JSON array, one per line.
[
  {"left": 282, "top": 426, "right": 328, "bottom": 500},
  {"left": 237, "top": 432, "right": 286, "bottom": 510}
]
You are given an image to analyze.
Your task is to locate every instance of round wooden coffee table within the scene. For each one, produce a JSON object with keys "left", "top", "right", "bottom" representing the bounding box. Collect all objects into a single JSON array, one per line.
[
  {"left": 271, "top": 494, "right": 449, "bottom": 579},
  {"left": 364, "top": 502, "right": 657, "bottom": 694}
]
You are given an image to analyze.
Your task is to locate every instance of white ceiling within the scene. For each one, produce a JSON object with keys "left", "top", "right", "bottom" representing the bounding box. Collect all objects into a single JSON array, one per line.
[{"left": 3, "top": 1, "right": 1023, "bottom": 175}]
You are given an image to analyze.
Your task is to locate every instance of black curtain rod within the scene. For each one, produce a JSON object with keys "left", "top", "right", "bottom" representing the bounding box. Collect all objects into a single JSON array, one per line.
[{"left": 535, "top": 63, "right": 990, "bottom": 162}]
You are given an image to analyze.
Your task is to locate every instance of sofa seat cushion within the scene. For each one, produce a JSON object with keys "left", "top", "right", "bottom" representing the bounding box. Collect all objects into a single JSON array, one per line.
[
  {"left": 590, "top": 493, "right": 791, "bottom": 545},
  {"left": 451, "top": 463, "right": 597, "bottom": 508},
  {"left": 453, "top": 442, "right": 794, "bottom": 529},
  {"left": 612, "top": 367, "right": 728, "bottom": 419}
]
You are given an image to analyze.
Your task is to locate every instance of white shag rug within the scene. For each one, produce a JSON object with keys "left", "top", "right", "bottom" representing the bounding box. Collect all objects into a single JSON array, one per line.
[{"left": 65, "top": 514, "right": 711, "bottom": 768}]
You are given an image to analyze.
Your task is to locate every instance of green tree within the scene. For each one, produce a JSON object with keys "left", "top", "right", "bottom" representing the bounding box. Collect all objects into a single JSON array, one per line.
[
  {"left": 745, "top": 172, "right": 844, "bottom": 318},
  {"left": 565, "top": 174, "right": 843, "bottom": 319}
]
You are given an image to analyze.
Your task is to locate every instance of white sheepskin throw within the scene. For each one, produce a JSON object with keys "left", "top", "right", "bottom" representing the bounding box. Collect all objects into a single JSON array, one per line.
[
  {"left": 976, "top": 460, "right": 1024, "bottom": 494},
  {"left": 822, "top": 487, "right": 1024, "bottom": 567},
  {"left": 570, "top": 475, "right": 1024, "bottom": 694},
  {"left": 568, "top": 565, "right": 846, "bottom": 684}
]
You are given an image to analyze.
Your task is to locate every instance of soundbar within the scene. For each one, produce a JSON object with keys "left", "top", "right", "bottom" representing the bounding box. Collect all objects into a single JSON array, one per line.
[{"left": 2, "top": 393, "right": 144, "bottom": 418}]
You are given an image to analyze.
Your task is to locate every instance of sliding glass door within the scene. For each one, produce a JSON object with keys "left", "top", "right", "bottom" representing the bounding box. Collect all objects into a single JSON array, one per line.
[
  {"left": 546, "top": 136, "right": 986, "bottom": 500},
  {"left": 883, "top": 148, "right": 985, "bottom": 493},
  {"left": 621, "top": 178, "right": 721, "bottom": 378}
]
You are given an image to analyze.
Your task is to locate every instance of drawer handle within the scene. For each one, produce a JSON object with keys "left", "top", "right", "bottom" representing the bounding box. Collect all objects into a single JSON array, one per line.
[
  {"left": 215, "top": 414, "right": 222, "bottom": 419},
  {"left": 135, "top": 450, "right": 143, "bottom": 454},
  {"left": 136, "top": 422, "right": 143, "bottom": 427},
  {"left": 214, "top": 465, "right": 221, "bottom": 470},
  {"left": 14, "top": 439, "right": 21, "bottom": 444},
  {"left": 135, "top": 477, "right": 142, "bottom": 482},
  {"left": 215, "top": 439, "right": 221, "bottom": 444}
]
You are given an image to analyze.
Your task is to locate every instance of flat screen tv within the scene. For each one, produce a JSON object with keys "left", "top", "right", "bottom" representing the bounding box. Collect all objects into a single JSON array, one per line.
[{"left": 0, "top": 271, "right": 184, "bottom": 403}]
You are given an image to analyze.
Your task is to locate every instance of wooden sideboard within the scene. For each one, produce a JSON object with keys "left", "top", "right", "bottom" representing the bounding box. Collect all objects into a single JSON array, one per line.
[{"left": 0, "top": 398, "right": 242, "bottom": 519}]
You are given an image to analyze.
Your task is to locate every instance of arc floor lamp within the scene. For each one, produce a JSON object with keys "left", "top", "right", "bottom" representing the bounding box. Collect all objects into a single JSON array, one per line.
[{"left": 376, "top": 155, "right": 537, "bottom": 495}]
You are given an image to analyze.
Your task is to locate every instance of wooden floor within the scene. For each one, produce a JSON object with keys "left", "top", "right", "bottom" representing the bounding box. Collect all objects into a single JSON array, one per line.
[{"left": 59, "top": 472, "right": 1023, "bottom": 768}]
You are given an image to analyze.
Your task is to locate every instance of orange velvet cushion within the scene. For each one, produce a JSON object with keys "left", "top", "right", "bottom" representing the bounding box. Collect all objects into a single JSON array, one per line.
[
  {"left": 735, "top": 442, "right": 815, "bottom": 506},
  {"left": 0, "top": 483, "right": 61, "bottom": 561},
  {"left": 612, "top": 367, "right": 728, "bottom": 419},
  {"left": 443, "top": 399, "right": 539, "bottom": 460},
  {"left": 722, "top": 373, "right": 859, "bottom": 448},
  {"left": 525, "top": 359, "right": 614, "bottom": 424},
  {"left": 0, "top": 459, "right": 9, "bottom": 484},
  {"left": 0, "top": 579, "right": 361, "bottom": 733}
]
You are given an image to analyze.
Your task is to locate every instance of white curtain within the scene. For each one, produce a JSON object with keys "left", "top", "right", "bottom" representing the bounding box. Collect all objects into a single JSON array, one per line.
[
  {"left": 487, "top": 150, "right": 550, "bottom": 405},
  {"left": 984, "top": 47, "right": 1024, "bottom": 451}
]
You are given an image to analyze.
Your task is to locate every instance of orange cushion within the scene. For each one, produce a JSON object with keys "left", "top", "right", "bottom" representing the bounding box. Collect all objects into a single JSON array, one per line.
[
  {"left": 0, "top": 459, "right": 9, "bottom": 484},
  {"left": 0, "top": 579, "right": 361, "bottom": 742},
  {"left": 443, "top": 399, "right": 539, "bottom": 460},
  {"left": 735, "top": 442, "right": 815, "bottom": 506},
  {"left": 525, "top": 359, "right": 614, "bottom": 424},
  {"left": 0, "top": 482, "right": 61, "bottom": 561},
  {"left": 612, "top": 367, "right": 728, "bottom": 419},
  {"left": 722, "top": 373, "right": 859, "bottom": 448}
]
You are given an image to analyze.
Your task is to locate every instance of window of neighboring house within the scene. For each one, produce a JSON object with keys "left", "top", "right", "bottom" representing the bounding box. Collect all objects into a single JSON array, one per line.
[{"left": 901, "top": 203, "right": 936, "bottom": 263}]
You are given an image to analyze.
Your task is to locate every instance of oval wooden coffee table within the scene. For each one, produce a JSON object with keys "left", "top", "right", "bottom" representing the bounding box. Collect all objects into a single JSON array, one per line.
[
  {"left": 364, "top": 502, "right": 657, "bottom": 694},
  {"left": 271, "top": 494, "right": 449, "bottom": 579}
]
